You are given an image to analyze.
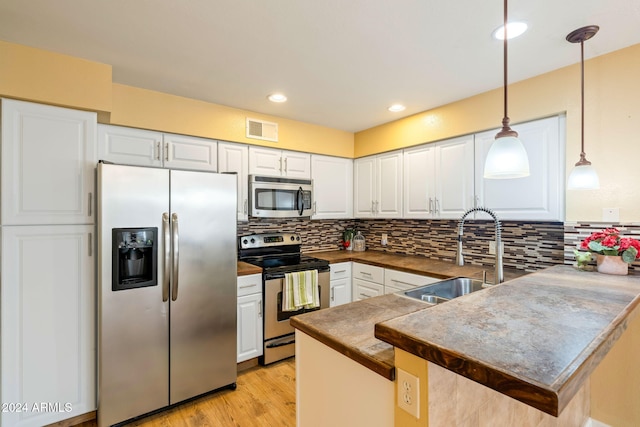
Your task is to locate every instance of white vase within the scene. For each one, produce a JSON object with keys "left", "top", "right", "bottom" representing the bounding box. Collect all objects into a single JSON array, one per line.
[{"left": 596, "top": 254, "right": 629, "bottom": 275}]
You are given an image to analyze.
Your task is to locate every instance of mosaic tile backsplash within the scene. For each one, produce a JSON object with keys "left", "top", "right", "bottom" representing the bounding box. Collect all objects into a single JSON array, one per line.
[
  {"left": 564, "top": 222, "right": 640, "bottom": 273},
  {"left": 238, "top": 218, "right": 566, "bottom": 273}
]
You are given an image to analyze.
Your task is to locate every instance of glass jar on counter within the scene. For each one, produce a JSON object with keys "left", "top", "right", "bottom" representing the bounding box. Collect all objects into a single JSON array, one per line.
[{"left": 352, "top": 231, "right": 366, "bottom": 252}]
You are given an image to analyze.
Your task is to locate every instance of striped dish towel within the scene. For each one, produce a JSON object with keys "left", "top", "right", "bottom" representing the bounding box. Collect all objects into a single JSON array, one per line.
[{"left": 283, "top": 270, "right": 319, "bottom": 312}]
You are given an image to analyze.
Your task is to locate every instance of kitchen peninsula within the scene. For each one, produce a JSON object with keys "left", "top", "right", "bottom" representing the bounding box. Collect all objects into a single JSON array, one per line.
[{"left": 291, "top": 264, "right": 640, "bottom": 427}]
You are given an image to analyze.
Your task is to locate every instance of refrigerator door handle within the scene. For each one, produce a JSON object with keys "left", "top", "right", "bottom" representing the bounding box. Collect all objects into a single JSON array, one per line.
[
  {"left": 162, "top": 212, "right": 171, "bottom": 302},
  {"left": 171, "top": 212, "right": 180, "bottom": 301}
]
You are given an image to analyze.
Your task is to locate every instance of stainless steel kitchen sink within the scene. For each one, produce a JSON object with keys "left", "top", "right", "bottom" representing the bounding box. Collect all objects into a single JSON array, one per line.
[{"left": 403, "top": 277, "right": 488, "bottom": 304}]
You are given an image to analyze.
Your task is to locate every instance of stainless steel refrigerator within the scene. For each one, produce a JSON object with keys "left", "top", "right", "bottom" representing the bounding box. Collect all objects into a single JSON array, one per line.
[{"left": 97, "top": 163, "right": 237, "bottom": 426}]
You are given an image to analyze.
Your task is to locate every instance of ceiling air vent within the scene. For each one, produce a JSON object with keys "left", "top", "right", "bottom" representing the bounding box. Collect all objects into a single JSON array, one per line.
[{"left": 246, "top": 118, "right": 278, "bottom": 142}]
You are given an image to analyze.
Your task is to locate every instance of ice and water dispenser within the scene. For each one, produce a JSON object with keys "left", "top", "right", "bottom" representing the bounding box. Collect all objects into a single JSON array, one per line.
[{"left": 112, "top": 228, "right": 157, "bottom": 291}]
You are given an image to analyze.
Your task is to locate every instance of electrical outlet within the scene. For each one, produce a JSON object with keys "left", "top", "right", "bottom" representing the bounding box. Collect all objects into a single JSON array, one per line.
[
  {"left": 488, "top": 241, "right": 504, "bottom": 255},
  {"left": 381, "top": 233, "right": 388, "bottom": 246},
  {"left": 397, "top": 368, "right": 420, "bottom": 418}
]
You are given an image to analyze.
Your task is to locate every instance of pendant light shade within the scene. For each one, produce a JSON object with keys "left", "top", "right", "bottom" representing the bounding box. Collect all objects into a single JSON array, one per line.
[
  {"left": 483, "top": 0, "right": 530, "bottom": 179},
  {"left": 567, "top": 163, "right": 599, "bottom": 189},
  {"left": 484, "top": 134, "right": 530, "bottom": 178},
  {"left": 566, "top": 25, "right": 600, "bottom": 190}
]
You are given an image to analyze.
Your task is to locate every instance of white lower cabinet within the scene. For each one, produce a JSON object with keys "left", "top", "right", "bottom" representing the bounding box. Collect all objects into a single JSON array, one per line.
[
  {"left": 384, "top": 269, "right": 440, "bottom": 294},
  {"left": 329, "top": 262, "right": 352, "bottom": 307},
  {"left": 1, "top": 225, "right": 95, "bottom": 427},
  {"left": 352, "top": 263, "right": 385, "bottom": 301},
  {"left": 236, "top": 274, "right": 263, "bottom": 363},
  {"left": 351, "top": 263, "right": 441, "bottom": 300}
]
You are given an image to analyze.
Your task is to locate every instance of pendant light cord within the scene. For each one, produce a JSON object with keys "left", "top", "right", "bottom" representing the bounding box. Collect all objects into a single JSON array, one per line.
[
  {"left": 503, "top": 0, "right": 508, "bottom": 122},
  {"left": 496, "top": 0, "right": 517, "bottom": 138},
  {"left": 580, "top": 39, "right": 586, "bottom": 161}
]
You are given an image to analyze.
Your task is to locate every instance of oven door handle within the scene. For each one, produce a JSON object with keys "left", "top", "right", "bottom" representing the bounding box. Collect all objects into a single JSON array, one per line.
[
  {"left": 297, "top": 186, "right": 304, "bottom": 216},
  {"left": 266, "top": 339, "right": 295, "bottom": 348}
]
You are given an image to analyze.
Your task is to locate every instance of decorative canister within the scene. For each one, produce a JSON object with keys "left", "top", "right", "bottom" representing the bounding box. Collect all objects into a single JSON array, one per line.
[
  {"left": 596, "top": 254, "right": 629, "bottom": 275},
  {"left": 352, "top": 231, "right": 366, "bottom": 252}
]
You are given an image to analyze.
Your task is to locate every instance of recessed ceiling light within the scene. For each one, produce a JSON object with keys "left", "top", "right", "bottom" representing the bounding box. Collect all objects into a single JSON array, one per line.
[
  {"left": 493, "top": 22, "right": 528, "bottom": 40},
  {"left": 268, "top": 93, "right": 287, "bottom": 103},
  {"left": 388, "top": 104, "right": 406, "bottom": 112}
]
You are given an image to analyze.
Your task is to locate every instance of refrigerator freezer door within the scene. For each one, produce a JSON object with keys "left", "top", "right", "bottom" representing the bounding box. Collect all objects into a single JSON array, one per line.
[
  {"left": 169, "top": 170, "right": 238, "bottom": 403},
  {"left": 97, "top": 164, "right": 170, "bottom": 427}
]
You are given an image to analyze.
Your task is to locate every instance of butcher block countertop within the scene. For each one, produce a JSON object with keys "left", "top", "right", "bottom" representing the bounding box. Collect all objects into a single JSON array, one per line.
[{"left": 237, "top": 261, "right": 262, "bottom": 276}]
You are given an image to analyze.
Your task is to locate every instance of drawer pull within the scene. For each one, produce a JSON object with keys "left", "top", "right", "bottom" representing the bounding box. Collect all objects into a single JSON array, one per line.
[
  {"left": 359, "top": 293, "right": 373, "bottom": 299},
  {"left": 360, "top": 271, "right": 372, "bottom": 276},
  {"left": 391, "top": 279, "right": 413, "bottom": 286},
  {"left": 239, "top": 284, "right": 258, "bottom": 289},
  {"left": 333, "top": 269, "right": 347, "bottom": 274}
]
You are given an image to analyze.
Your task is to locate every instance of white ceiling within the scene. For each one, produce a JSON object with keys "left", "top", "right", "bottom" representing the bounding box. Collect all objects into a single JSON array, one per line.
[{"left": 1, "top": 0, "right": 639, "bottom": 132}]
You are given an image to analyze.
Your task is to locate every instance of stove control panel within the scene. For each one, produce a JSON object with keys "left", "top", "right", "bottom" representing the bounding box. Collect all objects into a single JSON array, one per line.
[{"left": 239, "top": 233, "right": 301, "bottom": 249}]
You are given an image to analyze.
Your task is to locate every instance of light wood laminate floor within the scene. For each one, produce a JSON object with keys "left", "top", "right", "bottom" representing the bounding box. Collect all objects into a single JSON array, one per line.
[{"left": 79, "top": 358, "right": 296, "bottom": 427}]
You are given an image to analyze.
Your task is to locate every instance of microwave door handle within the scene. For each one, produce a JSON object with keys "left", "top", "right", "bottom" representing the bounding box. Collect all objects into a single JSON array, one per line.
[{"left": 297, "top": 187, "right": 304, "bottom": 216}]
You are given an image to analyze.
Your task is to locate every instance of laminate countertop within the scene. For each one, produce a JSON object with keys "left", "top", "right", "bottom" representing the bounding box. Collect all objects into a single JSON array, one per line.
[
  {"left": 309, "top": 249, "right": 525, "bottom": 282},
  {"left": 290, "top": 250, "right": 527, "bottom": 380},
  {"left": 291, "top": 255, "right": 640, "bottom": 416},
  {"left": 374, "top": 265, "right": 640, "bottom": 416}
]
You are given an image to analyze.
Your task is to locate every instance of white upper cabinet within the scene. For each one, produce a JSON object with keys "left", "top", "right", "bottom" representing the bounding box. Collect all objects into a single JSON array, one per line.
[
  {"left": 474, "top": 115, "right": 564, "bottom": 221},
  {"left": 311, "top": 155, "right": 353, "bottom": 219},
  {"left": 98, "top": 124, "right": 217, "bottom": 172},
  {"left": 1, "top": 98, "right": 97, "bottom": 225},
  {"left": 98, "top": 125, "right": 163, "bottom": 167},
  {"left": 354, "top": 151, "right": 402, "bottom": 218},
  {"left": 403, "top": 137, "right": 474, "bottom": 219},
  {"left": 403, "top": 144, "right": 436, "bottom": 218},
  {"left": 248, "top": 146, "right": 311, "bottom": 178},
  {"left": 354, "top": 156, "right": 377, "bottom": 218},
  {"left": 434, "top": 136, "right": 475, "bottom": 219},
  {"left": 376, "top": 152, "right": 403, "bottom": 217},
  {"left": 218, "top": 142, "right": 249, "bottom": 221},
  {"left": 163, "top": 133, "right": 217, "bottom": 171}
]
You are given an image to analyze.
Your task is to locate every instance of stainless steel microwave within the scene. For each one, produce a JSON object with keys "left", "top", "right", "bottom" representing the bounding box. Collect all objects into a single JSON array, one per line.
[{"left": 249, "top": 175, "right": 313, "bottom": 218}]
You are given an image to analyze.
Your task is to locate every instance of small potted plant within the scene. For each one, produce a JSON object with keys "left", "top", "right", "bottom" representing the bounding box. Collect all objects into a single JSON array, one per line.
[
  {"left": 342, "top": 228, "right": 355, "bottom": 251},
  {"left": 578, "top": 228, "right": 640, "bottom": 275}
]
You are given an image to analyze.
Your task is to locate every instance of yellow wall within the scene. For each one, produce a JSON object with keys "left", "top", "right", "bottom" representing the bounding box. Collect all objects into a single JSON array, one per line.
[
  {"left": 590, "top": 312, "right": 640, "bottom": 426},
  {"left": 0, "top": 40, "right": 112, "bottom": 113},
  {"left": 3, "top": 39, "right": 640, "bottom": 220},
  {"left": 0, "top": 41, "right": 353, "bottom": 158},
  {"left": 109, "top": 84, "right": 353, "bottom": 157},
  {"left": 355, "top": 44, "right": 640, "bottom": 222}
]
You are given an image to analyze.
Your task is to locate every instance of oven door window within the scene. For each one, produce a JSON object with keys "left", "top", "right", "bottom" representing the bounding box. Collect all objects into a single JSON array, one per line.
[{"left": 276, "top": 289, "right": 322, "bottom": 322}]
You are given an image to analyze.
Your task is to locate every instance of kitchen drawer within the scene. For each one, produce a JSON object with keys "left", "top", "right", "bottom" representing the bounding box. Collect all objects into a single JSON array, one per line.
[
  {"left": 384, "top": 269, "right": 440, "bottom": 290},
  {"left": 237, "top": 273, "right": 262, "bottom": 297},
  {"left": 352, "top": 262, "right": 384, "bottom": 284},
  {"left": 353, "top": 278, "right": 384, "bottom": 301},
  {"left": 330, "top": 262, "right": 352, "bottom": 280}
]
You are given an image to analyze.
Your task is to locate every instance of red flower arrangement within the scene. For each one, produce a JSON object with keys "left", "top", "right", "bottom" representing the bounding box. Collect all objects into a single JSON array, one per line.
[{"left": 580, "top": 228, "right": 640, "bottom": 264}]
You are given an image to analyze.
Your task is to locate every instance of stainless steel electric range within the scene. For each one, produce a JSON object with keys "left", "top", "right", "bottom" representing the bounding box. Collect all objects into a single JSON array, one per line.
[{"left": 238, "top": 233, "right": 330, "bottom": 364}]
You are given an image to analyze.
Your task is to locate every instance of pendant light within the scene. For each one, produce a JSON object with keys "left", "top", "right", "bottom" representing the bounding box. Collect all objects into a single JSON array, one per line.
[
  {"left": 484, "top": 0, "right": 530, "bottom": 179},
  {"left": 566, "top": 25, "right": 600, "bottom": 190}
]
